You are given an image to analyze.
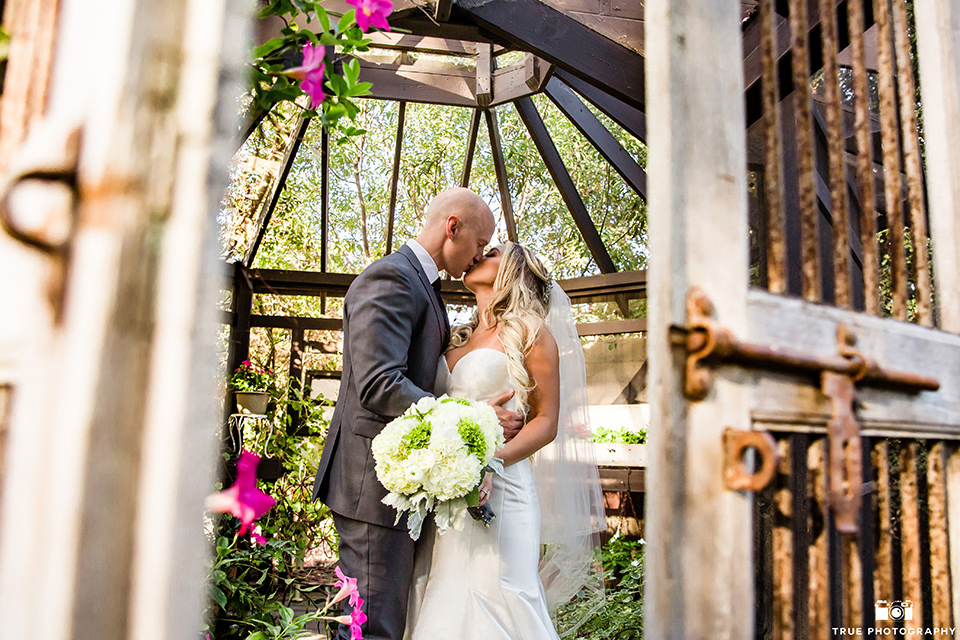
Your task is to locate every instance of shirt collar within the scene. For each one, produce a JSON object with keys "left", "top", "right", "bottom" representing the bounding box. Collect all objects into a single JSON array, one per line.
[{"left": 406, "top": 239, "right": 440, "bottom": 283}]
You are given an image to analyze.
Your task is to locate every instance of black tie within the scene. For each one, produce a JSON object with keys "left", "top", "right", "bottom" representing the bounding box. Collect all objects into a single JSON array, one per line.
[{"left": 432, "top": 278, "right": 442, "bottom": 294}]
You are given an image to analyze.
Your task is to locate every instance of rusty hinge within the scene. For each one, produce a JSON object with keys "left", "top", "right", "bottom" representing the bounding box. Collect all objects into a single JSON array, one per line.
[{"left": 677, "top": 287, "right": 940, "bottom": 534}]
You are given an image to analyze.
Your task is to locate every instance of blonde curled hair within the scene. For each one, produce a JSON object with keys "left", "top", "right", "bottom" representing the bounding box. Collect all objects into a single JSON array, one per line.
[{"left": 448, "top": 242, "right": 552, "bottom": 414}]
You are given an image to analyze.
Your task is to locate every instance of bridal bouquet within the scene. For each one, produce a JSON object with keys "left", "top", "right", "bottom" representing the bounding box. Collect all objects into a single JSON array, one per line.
[{"left": 372, "top": 395, "right": 504, "bottom": 540}]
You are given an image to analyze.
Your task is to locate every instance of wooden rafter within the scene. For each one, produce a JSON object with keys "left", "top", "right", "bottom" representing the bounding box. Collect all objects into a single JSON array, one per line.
[
  {"left": 461, "top": 108, "right": 482, "bottom": 188},
  {"left": 386, "top": 101, "right": 406, "bottom": 255},
  {"left": 449, "top": 0, "right": 644, "bottom": 111},
  {"left": 485, "top": 108, "right": 518, "bottom": 242},
  {"left": 514, "top": 96, "right": 617, "bottom": 274},
  {"left": 244, "top": 114, "right": 311, "bottom": 268},
  {"left": 552, "top": 69, "right": 646, "bottom": 142},
  {"left": 545, "top": 77, "right": 647, "bottom": 199}
]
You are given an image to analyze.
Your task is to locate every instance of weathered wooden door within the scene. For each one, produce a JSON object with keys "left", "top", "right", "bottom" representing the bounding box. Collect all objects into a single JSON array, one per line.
[
  {"left": 0, "top": 1, "right": 248, "bottom": 638},
  {"left": 645, "top": 1, "right": 960, "bottom": 638}
]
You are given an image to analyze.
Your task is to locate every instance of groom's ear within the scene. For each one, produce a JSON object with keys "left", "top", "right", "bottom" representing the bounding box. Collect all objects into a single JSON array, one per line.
[{"left": 445, "top": 215, "right": 460, "bottom": 240}]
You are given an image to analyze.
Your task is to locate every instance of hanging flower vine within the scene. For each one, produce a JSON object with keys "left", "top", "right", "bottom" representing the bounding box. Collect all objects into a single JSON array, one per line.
[{"left": 251, "top": 0, "right": 394, "bottom": 135}]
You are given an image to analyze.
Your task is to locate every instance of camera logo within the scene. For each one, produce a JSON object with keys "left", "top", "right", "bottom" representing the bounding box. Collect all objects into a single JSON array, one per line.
[{"left": 875, "top": 599, "right": 914, "bottom": 621}]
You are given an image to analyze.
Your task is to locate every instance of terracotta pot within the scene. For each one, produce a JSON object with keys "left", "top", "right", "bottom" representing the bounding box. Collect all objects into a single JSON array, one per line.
[{"left": 235, "top": 391, "right": 270, "bottom": 415}]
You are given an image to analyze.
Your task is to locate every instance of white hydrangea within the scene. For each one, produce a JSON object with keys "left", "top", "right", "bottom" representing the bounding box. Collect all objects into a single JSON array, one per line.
[{"left": 372, "top": 395, "right": 505, "bottom": 540}]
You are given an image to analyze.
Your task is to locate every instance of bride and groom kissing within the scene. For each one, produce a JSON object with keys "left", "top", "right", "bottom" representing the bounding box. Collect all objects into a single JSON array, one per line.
[{"left": 312, "top": 187, "right": 605, "bottom": 640}]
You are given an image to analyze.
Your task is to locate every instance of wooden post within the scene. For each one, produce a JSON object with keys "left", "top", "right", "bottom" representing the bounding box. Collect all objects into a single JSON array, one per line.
[
  {"left": 0, "top": 0, "right": 247, "bottom": 638},
  {"left": 914, "top": 0, "right": 960, "bottom": 333},
  {"left": 644, "top": 0, "right": 754, "bottom": 637}
]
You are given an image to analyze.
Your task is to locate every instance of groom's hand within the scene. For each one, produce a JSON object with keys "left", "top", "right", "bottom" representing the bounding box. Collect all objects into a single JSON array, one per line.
[{"left": 489, "top": 389, "right": 523, "bottom": 442}]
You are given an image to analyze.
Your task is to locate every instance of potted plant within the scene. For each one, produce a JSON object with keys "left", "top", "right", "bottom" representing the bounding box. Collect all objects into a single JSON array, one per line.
[{"left": 230, "top": 360, "right": 274, "bottom": 415}]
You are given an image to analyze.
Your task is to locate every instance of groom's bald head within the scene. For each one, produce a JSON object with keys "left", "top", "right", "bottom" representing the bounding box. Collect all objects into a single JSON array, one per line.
[{"left": 417, "top": 187, "right": 495, "bottom": 278}]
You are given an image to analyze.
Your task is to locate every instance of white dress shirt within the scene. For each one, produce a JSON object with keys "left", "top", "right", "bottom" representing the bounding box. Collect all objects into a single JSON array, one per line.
[{"left": 406, "top": 239, "right": 440, "bottom": 285}]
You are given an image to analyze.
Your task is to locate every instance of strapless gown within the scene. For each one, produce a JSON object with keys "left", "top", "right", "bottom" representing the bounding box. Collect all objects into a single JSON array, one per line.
[{"left": 404, "top": 348, "right": 560, "bottom": 640}]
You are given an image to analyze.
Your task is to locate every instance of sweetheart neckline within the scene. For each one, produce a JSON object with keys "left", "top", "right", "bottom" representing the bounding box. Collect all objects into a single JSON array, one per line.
[{"left": 444, "top": 346, "right": 507, "bottom": 376}]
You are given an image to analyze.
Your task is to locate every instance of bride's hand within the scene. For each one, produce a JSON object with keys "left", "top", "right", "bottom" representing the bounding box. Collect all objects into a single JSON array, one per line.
[
  {"left": 489, "top": 389, "right": 524, "bottom": 442},
  {"left": 477, "top": 472, "right": 494, "bottom": 507}
]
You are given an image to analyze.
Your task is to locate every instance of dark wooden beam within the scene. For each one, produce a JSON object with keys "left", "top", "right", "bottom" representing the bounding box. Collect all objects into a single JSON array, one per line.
[
  {"left": 238, "top": 105, "right": 270, "bottom": 152},
  {"left": 386, "top": 101, "right": 406, "bottom": 255},
  {"left": 364, "top": 33, "right": 478, "bottom": 56},
  {"left": 451, "top": 0, "right": 644, "bottom": 112},
  {"left": 388, "top": 14, "right": 497, "bottom": 44},
  {"left": 514, "top": 96, "right": 617, "bottom": 273},
  {"left": 545, "top": 77, "right": 647, "bottom": 199},
  {"left": 241, "top": 265, "right": 646, "bottom": 304},
  {"left": 485, "top": 108, "right": 518, "bottom": 242},
  {"left": 452, "top": 0, "right": 644, "bottom": 110},
  {"left": 250, "top": 315, "right": 343, "bottom": 331},
  {"left": 488, "top": 54, "right": 552, "bottom": 106},
  {"left": 320, "top": 128, "right": 329, "bottom": 273},
  {"left": 552, "top": 69, "right": 646, "bottom": 142},
  {"left": 461, "top": 108, "right": 481, "bottom": 188},
  {"left": 244, "top": 114, "right": 311, "bottom": 268}
]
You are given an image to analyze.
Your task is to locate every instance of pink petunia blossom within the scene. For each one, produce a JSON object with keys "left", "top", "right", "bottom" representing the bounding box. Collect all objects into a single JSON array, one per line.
[
  {"left": 205, "top": 450, "right": 276, "bottom": 538},
  {"left": 284, "top": 43, "right": 327, "bottom": 109},
  {"left": 333, "top": 598, "right": 367, "bottom": 640},
  {"left": 346, "top": 0, "right": 393, "bottom": 33},
  {"left": 330, "top": 566, "right": 361, "bottom": 607}
]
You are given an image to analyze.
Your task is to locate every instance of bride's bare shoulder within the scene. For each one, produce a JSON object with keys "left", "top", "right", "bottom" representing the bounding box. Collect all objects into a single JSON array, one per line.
[{"left": 528, "top": 326, "right": 559, "bottom": 367}]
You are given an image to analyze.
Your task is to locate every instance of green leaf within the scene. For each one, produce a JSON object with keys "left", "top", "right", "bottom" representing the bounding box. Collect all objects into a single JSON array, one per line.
[
  {"left": 246, "top": 633, "right": 269, "bottom": 640},
  {"left": 337, "top": 9, "right": 357, "bottom": 34},
  {"left": 344, "top": 58, "right": 361, "bottom": 86},
  {"left": 327, "top": 74, "right": 347, "bottom": 95},
  {"left": 319, "top": 31, "right": 338, "bottom": 46},
  {"left": 346, "top": 82, "right": 372, "bottom": 97},
  {"left": 211, "top": 586, "right": 228, "bottom": 609},
  {"left": 316, "top": 7, "right": 331, "bottom": 33},
  {"left": 256, "top": 0, "right": 282, "bottom": 19},
  {"left": 300, "top": 29, "right": 320, "bottom": 46},
  {"left": 465, "top": 486, "right": 480, "bottom": 507},
  {"left": 254, "top": 37, "right": 286, "bottom": 60}
]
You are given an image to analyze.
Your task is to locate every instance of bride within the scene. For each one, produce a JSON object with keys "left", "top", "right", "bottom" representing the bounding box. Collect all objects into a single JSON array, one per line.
[{"left": 404, "top": 242, "right": 606, "bottom": 639}]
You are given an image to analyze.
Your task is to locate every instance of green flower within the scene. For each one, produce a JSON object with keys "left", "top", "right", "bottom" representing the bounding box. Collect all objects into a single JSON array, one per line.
[
  {"left": 458, "top": 420, "right": 486, "bottom": 458},
  {"left": 401, "top": 421, "right": 431, "bottom": 456}
]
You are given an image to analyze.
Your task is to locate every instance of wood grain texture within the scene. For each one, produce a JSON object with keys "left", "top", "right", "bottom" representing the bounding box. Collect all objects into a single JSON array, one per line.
[
  {"left": 926, "top": 443, "right": 953, "bottom": 629},
  {"left": 808, "top": 439, "right": 830, "bottom": 640},
  {"left": 899, "top": 443, "right": 924, "bottom": 632}
]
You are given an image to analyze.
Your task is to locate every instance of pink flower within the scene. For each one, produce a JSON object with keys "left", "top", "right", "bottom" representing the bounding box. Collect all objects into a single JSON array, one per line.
[
  {"left": 250, "top": 525, "right": 267, "bottom": 546},
  {"left": 346, "top": 0, "right": 393, "bottom": 32},
  {"left": 331, "top": 566, "right": 360, "bottom": 607},
  {"left": 333, "top": 598, "right": 367, "bottom": 640},
  {"left": 284, "top": 43, "right": 327, "bottom": 109},
  {"left": 205, "top": 450, "right": 276, "bottom": 538}
]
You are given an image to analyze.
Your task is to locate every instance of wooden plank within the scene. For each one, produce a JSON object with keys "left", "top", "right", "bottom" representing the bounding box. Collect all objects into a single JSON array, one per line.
[
  {"left": 946, "top": 444, "right": 960, "bottom": 627},
  {"left": 745, "top": 290, "right": 960, "bottom": 437},
  {"left": 576, "top": 318, "right": 647, "bottom": 336},
  {"left": 357, "top": 58, "right": 476, "bottom": 106},
  {"left": 544, "top": 77, "right": 647, "bottom": 198},
  {"left": 899, "top": 443, "right": 924, "bottom": 632},
  {"left": 476, "top": 44, "right": 492, "bottom": 107},
  {"left": 485, "top": 108, "right": 518, "bottom": 242},
  {"left": 874, "top": 441, "right": 895, "bottom": 632},
  {"left": 320, "top": 128, "right": 329, "bottom": 272},
  {"left": 859, "top": 436, "right": 877, "bottom": 631},
  {"left": 244, "top": 114, "right": 310, "bottom": 267},
  {"left": 552, "top": 68, "right": 646, "bottom": 141},
  {"left": 913, "top": 0, "right": 960, "bottom": 333},
  {"left": 452, "top": 0, "right": 645, "bottom": 111},
  {"left": 488, "top": 55, "right": 551, "bottom": 106},
  {"left": 434, "top": 0, "right": 452, "bottom": 22},
  {"left": 808, "top": 439, "right": 829, "bottom": 640},
  {"left": 927, "top": 443, "right": 954, "bottom": 629},
  {"left": 773, "top": 437, "right": 794, "bottom": 640},
  {"left": 515, "top": 96, "right": 616, "bottom": 273},
  {"left": 644, "top": 0, "right": 754, "bottom": 636}
]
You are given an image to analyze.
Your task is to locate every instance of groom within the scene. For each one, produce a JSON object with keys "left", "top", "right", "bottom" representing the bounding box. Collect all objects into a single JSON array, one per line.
[{"left": 313, "top": 187, "right": 523, "bottom": 640}]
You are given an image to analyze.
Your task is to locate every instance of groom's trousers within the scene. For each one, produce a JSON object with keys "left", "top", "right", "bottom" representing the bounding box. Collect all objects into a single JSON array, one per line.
[{"left": 333, "top": 512, "right": 417, "bottom": 640}]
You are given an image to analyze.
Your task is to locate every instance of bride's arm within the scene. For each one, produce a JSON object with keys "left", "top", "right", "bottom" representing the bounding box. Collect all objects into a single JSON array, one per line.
[{"left": 494, "top": 329, "right": 560, "bottom": 467}]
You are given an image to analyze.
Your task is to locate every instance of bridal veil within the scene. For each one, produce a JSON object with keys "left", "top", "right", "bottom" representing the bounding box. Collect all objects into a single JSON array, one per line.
[{"left": 532, "top": 285, "right": 607, "bottom": 636}]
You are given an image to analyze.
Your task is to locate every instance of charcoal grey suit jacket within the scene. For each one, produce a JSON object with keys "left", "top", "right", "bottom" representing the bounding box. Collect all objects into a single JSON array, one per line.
[{"left": 312, "top": 244, "right": 450, "bottom": 529}]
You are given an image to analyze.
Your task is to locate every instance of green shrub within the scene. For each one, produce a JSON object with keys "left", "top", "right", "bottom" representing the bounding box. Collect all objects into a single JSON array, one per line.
[{"left": 593, "top": 426, "right": 646, "bottom": 445}]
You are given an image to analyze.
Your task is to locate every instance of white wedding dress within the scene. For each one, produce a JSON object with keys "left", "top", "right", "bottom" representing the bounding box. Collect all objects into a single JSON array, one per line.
[{"left": 403, "top": 348, "right": 561, "bottom": 640}]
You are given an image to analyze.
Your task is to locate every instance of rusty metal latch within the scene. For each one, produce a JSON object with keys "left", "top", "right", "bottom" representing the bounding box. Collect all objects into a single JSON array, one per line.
[{"left": 677, "top": 287, "right": 940, "bottom": 533}]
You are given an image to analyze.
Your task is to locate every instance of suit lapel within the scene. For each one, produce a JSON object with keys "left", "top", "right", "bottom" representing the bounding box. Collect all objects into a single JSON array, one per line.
[{"left": 397, "top": 245, "right": 449, "bottom": 343}]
